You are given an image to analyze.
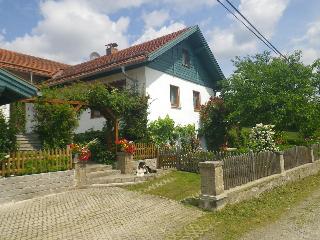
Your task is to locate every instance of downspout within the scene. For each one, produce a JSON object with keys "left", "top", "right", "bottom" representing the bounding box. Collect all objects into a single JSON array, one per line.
[
  {"left": 120, "top": 66, "right": 139, "bottom": 93},
  {"left": 30, "top": 72, "right": 33, "bottom": 84}
]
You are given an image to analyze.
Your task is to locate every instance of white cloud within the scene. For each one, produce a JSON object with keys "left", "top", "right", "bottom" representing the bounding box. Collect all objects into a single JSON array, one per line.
[
  {"left": 208, "top": 0, "right": 289, "bottom": 61},
  {"left": 162, "top": 0, "right": 217, "bottom": 13},
  {"left": 239, "top": 0, "right": 289, "bottom": 38},
  {"left": 142, "top": 10, "right": 169, "bottom": 29},
  {"left": 133, "top": 22, "right": 186, "bottom": 45},
  {"left": 292, "top": 19, "right": 320, "bottom": 64},
  {"left": 0, "top": 0, "right": 131, "bottom": 64}
]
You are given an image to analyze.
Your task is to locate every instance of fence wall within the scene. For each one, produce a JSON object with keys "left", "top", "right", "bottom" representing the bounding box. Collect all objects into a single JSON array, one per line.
[
  {"left": 1, "top": 148, "right": 73, "bottom": 177},
  {"left": 283, "top": 146, "right": 312, "bottom": 170},
  {"left": 133, "top": 143, "right": 158, "bottom": 160},
  {"left": 158, "top": 148, "right": 232, "bottom": 172},
  {"left": 312, "top": 143, "right": 320, "bottom": 161},
  {"left": 222, "top": 151, "right": 279, "bottom": 190},
  {"left": 199, "top": 145, "right": 320, "bottom": 211}
]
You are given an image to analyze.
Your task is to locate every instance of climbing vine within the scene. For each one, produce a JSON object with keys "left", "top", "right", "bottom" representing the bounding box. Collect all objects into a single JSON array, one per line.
[{"left": 35, "top": 82, "right": 149, "bottom": 148}]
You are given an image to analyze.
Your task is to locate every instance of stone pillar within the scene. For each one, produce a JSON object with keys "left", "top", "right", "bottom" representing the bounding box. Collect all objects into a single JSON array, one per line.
[
  {"left": 74, "top": 156, "right": 87, "bottom": 188},
  {"left": 117, "top": 152, "right": 134, "bottom": 174},
  {"left": 275, "top": 151, "right": 285, "bottom": 174},
  {"left": 199, "top": 161, "right": 227, "bottom": 211}
]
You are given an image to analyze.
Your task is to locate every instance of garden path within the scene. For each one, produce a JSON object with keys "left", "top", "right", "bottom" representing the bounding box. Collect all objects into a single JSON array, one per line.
[{"left": 0, "top": 187, "right": 203, "bottom": 240}]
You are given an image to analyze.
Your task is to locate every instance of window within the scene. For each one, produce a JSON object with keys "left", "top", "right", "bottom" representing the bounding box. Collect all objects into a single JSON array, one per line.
[
  {"left": 91, "top": 110, "right": 102, "bottom": 119},
  {"left": 170, "top": 85, "right": 180, "bottom": 108},
  {"left": 182, "top": 49, "right": 190, "bottom": 67},
  {"left": 193, "top": 91, "right": 201, "bottom": 111}
]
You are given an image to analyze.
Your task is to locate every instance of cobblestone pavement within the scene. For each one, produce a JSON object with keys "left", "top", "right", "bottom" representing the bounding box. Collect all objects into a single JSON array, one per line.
[{"left": 0, "top": 187, "right": 204, "bottom": 240}]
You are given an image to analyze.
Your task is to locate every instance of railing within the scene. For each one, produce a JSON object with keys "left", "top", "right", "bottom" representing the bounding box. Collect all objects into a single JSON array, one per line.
[
  {"left": 283, "top": 146, "right": 312, "bottom": 170},
  {"left": 222, "top": 151, "right": 279, "bottom": 190},
  {"left": 133, "top": 143, "right": 158, "bottom": 160},
  {"left": 0, "top": 147, "right": 73, "bottom": 177}
]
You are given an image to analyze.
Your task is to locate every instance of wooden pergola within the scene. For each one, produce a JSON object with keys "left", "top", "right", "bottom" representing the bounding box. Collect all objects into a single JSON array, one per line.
[{"left": 20, "top": 97, "right": 120, "bottom": 143}]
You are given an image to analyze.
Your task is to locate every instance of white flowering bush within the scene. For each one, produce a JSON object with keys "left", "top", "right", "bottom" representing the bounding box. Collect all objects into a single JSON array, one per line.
[{"left": 249, "top": 123, "right": 279, "bottom": 152}]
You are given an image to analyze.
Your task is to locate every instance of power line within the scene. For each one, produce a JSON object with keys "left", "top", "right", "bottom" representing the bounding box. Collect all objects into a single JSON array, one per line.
[
  {"left": 217, "top": 0, "right": 286, "bottom": 59},
  {"left": 224, "top": 0, "right": 286, "bottom": 59}
]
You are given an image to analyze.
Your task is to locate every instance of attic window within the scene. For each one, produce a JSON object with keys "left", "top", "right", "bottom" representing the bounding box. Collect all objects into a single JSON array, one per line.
[{"left": 182, "top": 49, "right": 190, "bottom": 68}]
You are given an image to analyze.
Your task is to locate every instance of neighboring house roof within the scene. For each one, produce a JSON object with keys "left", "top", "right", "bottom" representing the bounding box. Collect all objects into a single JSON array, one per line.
[
  {"left": 0, "top": 48, "right": 70, "bottom": 77},
  {"left": 0, "top": 68, "right": 40, "bottom": 105},
  {"left": 45, "top": 25, "right": 225, "bottom": 87}
]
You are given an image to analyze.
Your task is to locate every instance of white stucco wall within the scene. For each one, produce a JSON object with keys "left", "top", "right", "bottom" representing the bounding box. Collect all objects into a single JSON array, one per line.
[
  {"left": 145, "top": 67, "right": 214, "bottom": 129},
  {"left": 0, "top": 104, "right": 10, "bottom": 121},
  {"left": 75, "top": 109, "right": 106, "bottom": 134}
]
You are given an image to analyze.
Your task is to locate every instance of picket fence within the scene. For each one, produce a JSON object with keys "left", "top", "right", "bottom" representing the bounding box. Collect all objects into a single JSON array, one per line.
[
  {"left": 133, "top": 143, "right": 158, "bottom": 160},
  {"left": 0, "top": 148, "right": 73, "bottom": 177}
]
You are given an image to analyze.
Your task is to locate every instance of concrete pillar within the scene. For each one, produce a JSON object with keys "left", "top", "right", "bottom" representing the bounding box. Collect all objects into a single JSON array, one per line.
[
  {"left": 74, "top": 155, "right": 87, "bottom": 188},
  {"left": 117, "top": 152, "right": 134, "bottom": 174},
  {"left": 275, "top": 151, "right": 285, "bottom": 174},
  {"left": 199, "top": 161, "right": 227, "bottom": 211}
]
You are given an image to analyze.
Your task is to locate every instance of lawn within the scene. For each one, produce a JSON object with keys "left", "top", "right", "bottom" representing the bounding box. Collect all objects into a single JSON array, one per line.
[
  {"left": 124, "top": 170, "right": 320, "bottom": 240},
  {"left": 124, "top": 170, "right": 200, "bottom": 201}
]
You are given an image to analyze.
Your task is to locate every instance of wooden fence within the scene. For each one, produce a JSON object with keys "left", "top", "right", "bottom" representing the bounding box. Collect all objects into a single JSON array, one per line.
[
  {"left": 312, "top": 143, "right": 320, "bottom": 161},
  {"left": 0, "top": 148, "right": 73, "bottom": 177},
  {"left": 158, "top": 148, "right": 234, "bottom": 173},
  {"left": 133, "top": 143, "right": 158, "bottom": 160},
  {"left": 283, "top": 146, "right": 312, "bottom": 170},
  {"left": 222, "top": 151, "right": 279, "bottom": 190}
]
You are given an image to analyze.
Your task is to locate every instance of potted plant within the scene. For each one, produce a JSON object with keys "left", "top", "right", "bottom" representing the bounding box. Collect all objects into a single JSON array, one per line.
[{"left": 115, "top": 139, "right": 136, "bottom": 174}]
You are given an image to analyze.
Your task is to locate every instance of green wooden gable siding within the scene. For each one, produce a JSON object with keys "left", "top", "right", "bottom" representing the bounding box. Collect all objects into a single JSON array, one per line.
[
  {"left": 148, "top": 37, "right": 215, "bottom": 88},
  {"left": 0, "top": 68, "right": 39, "bottom": 105}
]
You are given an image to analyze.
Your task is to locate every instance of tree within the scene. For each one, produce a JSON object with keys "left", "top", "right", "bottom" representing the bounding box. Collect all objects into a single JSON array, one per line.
[{"left": 221, "top": 51, "right": 320, "bottom": 136}]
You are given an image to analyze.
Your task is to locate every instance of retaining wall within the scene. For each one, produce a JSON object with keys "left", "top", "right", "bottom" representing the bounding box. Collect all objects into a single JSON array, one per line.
[{"left": 0, "top": 170, "right": 75, "bottom": 205}]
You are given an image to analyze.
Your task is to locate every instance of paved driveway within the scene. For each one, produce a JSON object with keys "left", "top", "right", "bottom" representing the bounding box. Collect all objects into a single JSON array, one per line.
[{"left": 0, "top": 187, "right": 203, "bottom": 240}]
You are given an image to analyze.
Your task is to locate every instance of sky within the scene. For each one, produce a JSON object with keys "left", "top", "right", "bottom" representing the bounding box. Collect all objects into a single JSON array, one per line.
[{"left": 0, "top": 0, "right": 320, "bottom": 76}]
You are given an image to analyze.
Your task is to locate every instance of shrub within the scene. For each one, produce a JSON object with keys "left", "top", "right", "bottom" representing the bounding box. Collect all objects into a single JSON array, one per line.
[
  {"left": 175, "top": 124, "right": 199, "bottom": 151},
  {"left": 148, "top": 115, "right": 177, "bottom": 146},
  {"left": 249, "top": 123, "right": 279, "bottom": 152},
  {"left": 199, "top": 97, "right": 228, "bottom": 151},
  {"left": 34, "top": 103, "right": 78, "bottom": 149},
  {"left": 0, "top": 110, "right": 17, "bottom": 154}
]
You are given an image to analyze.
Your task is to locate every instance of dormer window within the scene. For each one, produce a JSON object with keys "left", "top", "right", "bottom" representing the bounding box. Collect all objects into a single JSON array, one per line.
[{"left": 182, "top": 49, "right": 190, "bottom": 68}]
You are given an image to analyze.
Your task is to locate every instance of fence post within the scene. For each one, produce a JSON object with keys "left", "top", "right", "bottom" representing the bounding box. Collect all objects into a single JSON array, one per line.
[
  {"left": 199, "top": 161, "right": 227, "bottom": 211},
  {"left": 275, "top": 151, "right": 285, "bottom": 174},
  {"left": 309, "top": 146, "right": 315, "bottom": 163},
  {"left": 156, "top": 147, "right": 160, "bottom": 169}
]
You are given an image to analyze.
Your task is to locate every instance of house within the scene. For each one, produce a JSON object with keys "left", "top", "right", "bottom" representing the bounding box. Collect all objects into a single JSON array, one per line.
[
  {"left": 0, "top": 48, "right": 69, "bottom": 123},
  {"left": 1, "top": 25, "right": 224, "bottom": 136}
]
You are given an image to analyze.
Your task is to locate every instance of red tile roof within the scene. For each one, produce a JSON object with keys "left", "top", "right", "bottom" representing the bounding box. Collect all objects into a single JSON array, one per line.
[
  {"left": 46, "top": 27, "right": 189, "bottom": 86},
  {"left": 0, "top": 48, "right": 70, "bottom": 77}
]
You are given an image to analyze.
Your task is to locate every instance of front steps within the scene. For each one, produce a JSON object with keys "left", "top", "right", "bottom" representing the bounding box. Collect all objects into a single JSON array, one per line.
[
  {"left": 86, "top": 163, "right": 161, "bottom": 186},
  {"left": 16, "top": 134, "right": 42, "bottom": 151}
]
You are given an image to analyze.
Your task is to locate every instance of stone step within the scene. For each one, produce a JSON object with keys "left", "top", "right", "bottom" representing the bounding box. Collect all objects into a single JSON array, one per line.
[
  {"left": 87, "top": 169, "right": 121, "bottom": 179},
  {"left": 86, "top": 164, "right": 113, "bottom": 173},
  {"left": 90, "top": 173, "right": 158, "bottom": 185}
]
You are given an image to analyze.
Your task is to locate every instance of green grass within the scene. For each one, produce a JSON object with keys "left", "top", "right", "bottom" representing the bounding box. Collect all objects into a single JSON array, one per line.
[
  {"left": 124, "top": 170, "right": 200, "bottom": 201},
  {"left": 170, "top": 172, "right": 320, "bottom": 240},
  {"left": 124, "top": 170, "right": 320, "bottom": 240}
]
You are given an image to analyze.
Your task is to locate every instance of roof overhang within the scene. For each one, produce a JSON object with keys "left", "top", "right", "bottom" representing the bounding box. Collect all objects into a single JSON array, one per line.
[{"left": 0, "top": 68, "right": 40, "bottom": 105}]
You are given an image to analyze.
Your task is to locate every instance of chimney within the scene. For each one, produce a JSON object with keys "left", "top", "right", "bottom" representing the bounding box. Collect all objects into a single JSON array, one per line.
[{"left": 105, "top": 43, "right": 118, "bottom": 55}]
